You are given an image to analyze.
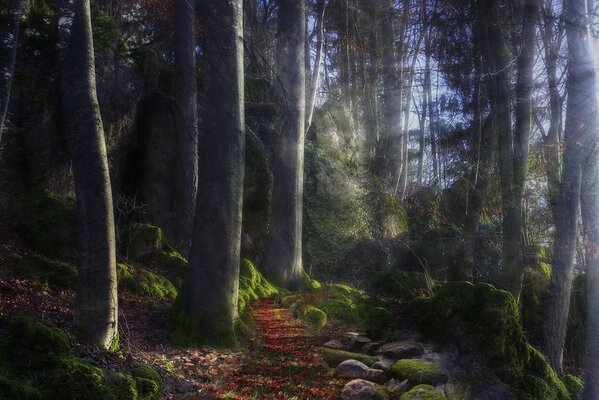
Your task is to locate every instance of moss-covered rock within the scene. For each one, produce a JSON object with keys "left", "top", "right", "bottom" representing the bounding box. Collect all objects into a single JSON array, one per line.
[
  {"left": 320, "top": 348, "right": 376, "bottom": 368},
  {"left": 315, "top": 283, "right": 366, "bottom": 324},
  {"left": 131, "top": 361, "right": 162, "bottom": 400},
  {"left": 521, "top": 254, "right": 552, "bottom": 343},
  {"left": 363, "top": 307, "right": 395, "bottom": 334},
  {"left": 110, "top": 372, "right": 139, "bottom": 400},
  {"left": 238, "top": 259, "right": 278, "bottom": 313},
  {"left": 391, "top": 359, "right": 448, "bottom": 386},
  {"left": 412, "top": 281, "right": 570, "bottom": 400},
  {"left": 563, "top": 375, "right": 584, "bottom": 400},
  {"left": 399, "top": 384, "right": 445, "bottom": 400},
  {"left": 116, "top": 263, "right": 177, "bottom": 299},
  {"left": 1, "top": 255, "right": 77, "bottom": 288},
  {"left": 117, "top": 223, "right": 187, "bottom": 276},
  {"left": 45, "top": 356, "right": 113, "bottom": 400},
  {"left": 0, "top": 369, "right": 42, "bottom": 400},
  {"left": 7, "top": 191, "right": 77, "bottom": 258},
  {"left": 302, "top": 305, "right": 327, "bottom": 330},
  {"left": 6, "top": 316, "right": 71, "bottom": 369}
]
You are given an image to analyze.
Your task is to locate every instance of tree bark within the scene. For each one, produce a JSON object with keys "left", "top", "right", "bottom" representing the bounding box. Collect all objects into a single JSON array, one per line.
[
  {"left": 0, "top": 0, "right": 25, "bottom": 143},
  {"left": 178, "top": 0, "right": 245, "bottom": 344},
  {"left": 306, "top": 0, "right": 326, "bottom": 132},
  {"left": 173, "top": 0, "right": 199, "bottom": 256},
  {"left": 62, "top": 0, "right": 118, "bottom": 350},
  {"left": 263, "top": 0, "right": 306, "bottom": 288}
]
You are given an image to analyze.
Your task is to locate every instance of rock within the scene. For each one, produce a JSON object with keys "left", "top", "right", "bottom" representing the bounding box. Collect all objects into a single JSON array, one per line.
[
  {"left": 342, "top": 379, "right": 388, "bottom": 400},
  {"left": 399, "top": 384, "right": 445, "bottom": 400},
  {"left": 335, "top": 359, "right": 386, "bottom": 383},
  {"left": 378, "top": 342, "right": 424, "bottom": 359},
  {"left": 321, "top": 347, "right": 377, "bottom": 368},
  {"left": 362, "top": 342, "right": 383, "bottom": 355},
  {"left": 372, "top": 356, "right": 395, "bottom": 373},
  {"left": 391, "top": 359, "right": 448, "bottom": 386},
  {"left": 345, "top": 332, "right": 372, "bottom": 350},
  {"left": 324, "top": 339, "right": 347, "bottom": 350},
  {"left": 385, "top": 379, "right": 409, "bottom": 398}
]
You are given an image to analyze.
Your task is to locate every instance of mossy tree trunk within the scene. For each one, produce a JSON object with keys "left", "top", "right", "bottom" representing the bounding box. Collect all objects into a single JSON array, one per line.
[
  {"left": 173, "top": 0, "right": 198, "bottom": 256},
  {"left": 0, "top": 0, "right": 25, "bottom": 143},
  {"left": 62, "top": 0, "right": 118, "bottom": 350},
  {"left": 177, "top": 0, "right": 245, "bottom": 344},
  {"left": 263, "top": 0, "right": 306, "bottom": 288}
]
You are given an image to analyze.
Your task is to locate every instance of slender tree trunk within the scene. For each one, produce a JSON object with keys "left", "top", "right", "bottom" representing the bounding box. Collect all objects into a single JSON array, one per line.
[
  {"left": 363, "top": 0, "right": 381, "bottom": 168},
  {"left": 564, "top": 0, "right": 599, "bottom": 395},
  {"left": 173, "top": 0, "right": 198, "bottom": 256},
  {"left": 264, "top": 0, "right": 306, "bottom": 288},
  {"left": 62, "top": 0, "right": 118, "bottom": 350},
  {"left": 0, "top": 0, "right": 25, "bottom": 143},
  {"left": 177, "top": 0, "right": 245, "bottom": 344},
  {"left": 306, "top": 0, "right": 326, "bottom": 131},
  {"left": 540, "top": 0, "right": 580, "bottom": 374},
  {"left": 424, "top": 34, "right": 438, "bottom": 189},
  {"left": 378, "top": 0, "right": 402, "bottom": 181}
]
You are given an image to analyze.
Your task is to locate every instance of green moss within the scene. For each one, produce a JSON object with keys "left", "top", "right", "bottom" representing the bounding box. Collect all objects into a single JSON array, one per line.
[
  {"left": 7, "top": 316, "right": 71, "bottom": 369},
  {"left": 0, "top": 369, "right": 42, "bottom": 400},
  {"left": 1, "top": 255, "right": 77, "bottom": 288},
  {"left": 131, "top": 362, "right": 162, "bottom": 400},
  {"left": 299, "top": 270, "right": 323, "bottom": 291},
  {"left": 563, "top": 375, "right": 584, "bottom": 400},
  {"left": 234, "top": 319, "right": 254, "bottom": 344},
  {"left": 238, "top": 259, "right": 278, "bottom": 313},
  {"left": 412, "top": 281, "right": 571, "bottom": 400},
  {"left": 171, "top": 306, "right": 237, "bottom": 347},
  {"left": 117, "top": 223, "right": 188, "bottom": 277},
  {"left": 375, "top": 384, "right": 391, "bottom": 400},
  {"left": 391, "top": 359, "right": 448, "bottom": 385},
  {"left": 116, "top": 263, "right": 177, "bottom": 299},
  {"left": 45, "top": 356, "right": 113, "bottom": 400},
  {"left": 399, "top": 384, "right": 445, "bottom": 400},
  {"left": 8, "top": 191, "right": 77, "bottom": 258},
  {"left": 320, "top": 348, "right": 376, "bottom": 367},
  {"left": 521, "top": 257, "right": 552, "bottom": 342},
  {"left": 302, "top": 305, "right": 327, "bottom": 330},
  {"left": 110, "top": 372, "right": 138, "bottom": 400},
  {"left": 314, "top": 284, "right": 367, "bottom": 324}
]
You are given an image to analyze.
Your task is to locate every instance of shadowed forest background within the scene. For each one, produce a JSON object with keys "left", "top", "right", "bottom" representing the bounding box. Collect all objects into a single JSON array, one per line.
[{"left": 0, "top": 0, "right": 599, "bottom": 399}]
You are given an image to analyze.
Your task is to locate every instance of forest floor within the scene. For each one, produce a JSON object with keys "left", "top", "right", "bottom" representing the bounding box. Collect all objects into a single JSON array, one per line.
[{"left": 124, "top": 298, "right": 345, "bottom": 400}]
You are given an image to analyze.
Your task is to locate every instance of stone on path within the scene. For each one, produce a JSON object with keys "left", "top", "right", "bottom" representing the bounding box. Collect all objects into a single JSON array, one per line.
[
  {"left": 336, "top": 359, "right": 387, "bottom": 383},
  {"left": 342, "top": 379, "right": 387, "bottom": 400}
]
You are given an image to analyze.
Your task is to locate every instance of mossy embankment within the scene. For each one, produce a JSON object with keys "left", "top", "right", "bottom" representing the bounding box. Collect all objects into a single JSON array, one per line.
[{"left": 0, "top": 316, "right": 163, "bottom": 400}]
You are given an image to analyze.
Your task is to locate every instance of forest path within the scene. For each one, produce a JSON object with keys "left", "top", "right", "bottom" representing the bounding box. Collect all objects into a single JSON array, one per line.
[
  {"left": 158, "top": 298, "right": 344, "bottom": 399},
  {"left": 217, "top": 298, "right": 344, "bottom": 399}
]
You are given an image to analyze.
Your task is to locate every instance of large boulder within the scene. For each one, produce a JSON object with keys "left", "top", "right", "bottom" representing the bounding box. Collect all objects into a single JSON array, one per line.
[
  {"left": 391, "top": 359, "right": 448, "bottom": 386},
  {"left": 379, "top": 342, "right": 424, "bottom": 360},
  {"left": 335, "top": 360, "right": 386, "bottom": 383}
]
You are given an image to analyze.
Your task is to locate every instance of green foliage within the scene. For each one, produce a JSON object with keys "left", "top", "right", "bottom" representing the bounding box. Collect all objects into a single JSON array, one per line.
[
  {"left": 302, "top": 305, "right": 327, "bottom": 330},
  {"left": 320, "top": 348, "right": 376, "bottom": 367},
  {"left": 1, "top": 255, "right": 77, "bottom": 288},
  {"left": 391, "top": 359, "right": 448, "bottom": 385},
  {"left": 563, "top": 375, "right": 584, "bottom": 400},
  {"left": 411, "top": 281, "right": 570, "bottom": 400},
  {"left": 363, "top": 307, "right": 395, "bottom": 334},
  {"left": 314, "top": 284, "right": 366, "bottom": 324},
  {"left": 367, "top": 270, "right": 432, "bottom": 300},
  {"left": 7, "top": 191, "right": 76, "bottom": 258},
  {"left": 399, "top": 385, "right": 445, "bottom": 400}
]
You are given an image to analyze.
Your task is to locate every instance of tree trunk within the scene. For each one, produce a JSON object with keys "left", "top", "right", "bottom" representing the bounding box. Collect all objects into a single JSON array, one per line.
[
  {"left": 263, "top": 0, "right": 306, "bottom": 288},
  {"left": 540, "top": 0, "right": 580, "bottom": 375},
  {"left": 173, "top": 0, "right": 198, "bottom": 256},
  {"left": 62, "top": 0, "right": 118, "bottom": 350},
  {"left": 424, "top": 33, "right": 438, "bottom": 189},
  {"left": 480, "top": 0, "right": 531, "bottom": 301},
  {"left": 306, "top": 0, "right": 326, "bottom": 132},
  {"left": 0, "top": 0, "right": 25, "bottom": 143},
  {"left": 177, "top": 0, "right": 245, "bottom": 345}
]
